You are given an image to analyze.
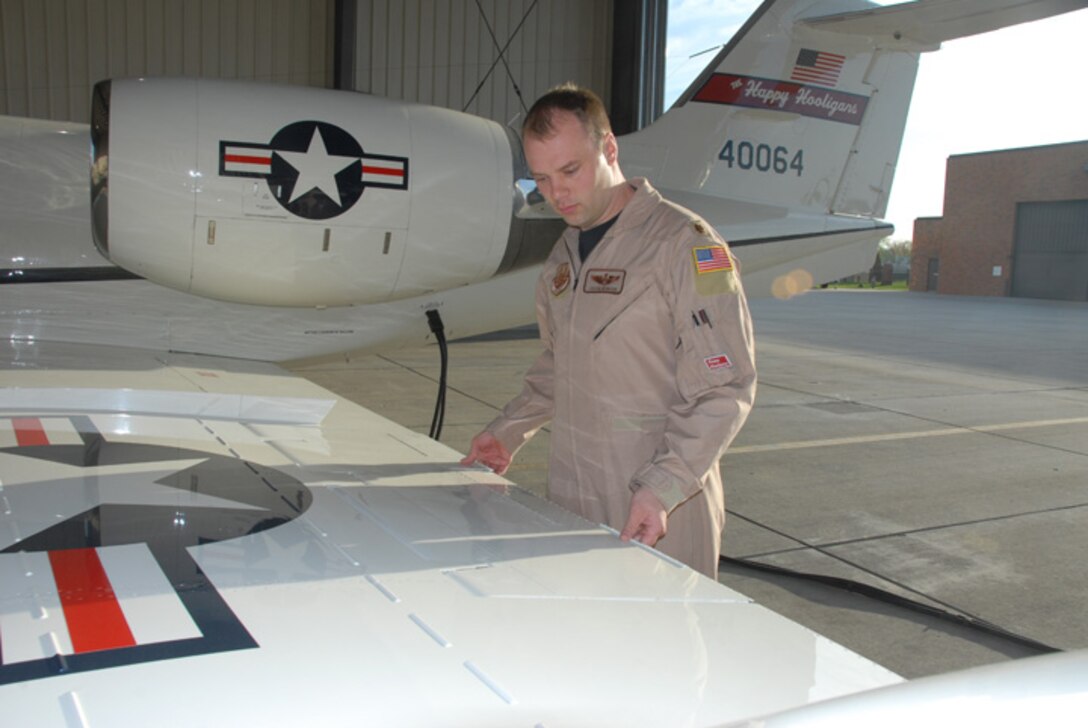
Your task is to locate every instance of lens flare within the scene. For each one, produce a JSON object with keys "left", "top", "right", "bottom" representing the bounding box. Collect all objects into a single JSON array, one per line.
[{"left": 772, "top": 269, "right": 815, "bottom": 300}]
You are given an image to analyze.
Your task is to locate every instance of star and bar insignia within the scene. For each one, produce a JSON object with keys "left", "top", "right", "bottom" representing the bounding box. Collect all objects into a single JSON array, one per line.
[
  {"left": 0, "top": 415, "right": 314, "bottom": 683},
  {"left": 220, "top": 120, "right": 409, "bottom": 221}
]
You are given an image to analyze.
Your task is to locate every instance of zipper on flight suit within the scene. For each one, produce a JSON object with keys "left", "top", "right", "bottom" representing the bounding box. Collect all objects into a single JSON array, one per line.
[
  {"left": 556, "top": 235, "right": 587, "bottom": 513},
  {"left": 562, "top": 237, "right": 581, "bottom": 292}
]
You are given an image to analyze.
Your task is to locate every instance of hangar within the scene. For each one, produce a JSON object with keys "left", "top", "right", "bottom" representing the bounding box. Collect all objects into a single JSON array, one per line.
[
  {"left": 0, "top": 0, "right": 658, "bottom": 132},
  {"left": 910, "top": 140, "right": 1088, "bottom": 301}
]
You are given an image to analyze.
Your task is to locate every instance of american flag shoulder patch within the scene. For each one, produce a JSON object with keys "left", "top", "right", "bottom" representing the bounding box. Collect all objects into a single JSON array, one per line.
[{"left": 693, "top": 246, "right": 734, "bottom": 275}]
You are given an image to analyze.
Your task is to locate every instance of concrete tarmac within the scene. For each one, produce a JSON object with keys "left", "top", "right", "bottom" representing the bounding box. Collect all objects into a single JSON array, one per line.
[{"left": 292, "top": 290, "right": 1088, "bottom": 679}]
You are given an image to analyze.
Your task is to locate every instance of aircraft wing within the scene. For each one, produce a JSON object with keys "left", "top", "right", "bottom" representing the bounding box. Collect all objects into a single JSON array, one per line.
[{"left": 0, "top": 341, "right": 901, "bottom": 726}]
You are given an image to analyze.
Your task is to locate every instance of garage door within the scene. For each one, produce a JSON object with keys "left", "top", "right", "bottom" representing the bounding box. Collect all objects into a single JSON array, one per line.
[{"left": 1012, "top": 200, "right": 1088, "bottom": 301}]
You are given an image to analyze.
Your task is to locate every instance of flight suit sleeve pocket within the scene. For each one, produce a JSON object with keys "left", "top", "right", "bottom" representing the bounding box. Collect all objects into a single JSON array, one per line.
[{"left": 676, "top": 317, "right": 739, "bottom": 400}]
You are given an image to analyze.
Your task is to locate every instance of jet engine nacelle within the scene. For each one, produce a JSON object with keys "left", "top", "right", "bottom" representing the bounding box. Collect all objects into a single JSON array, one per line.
[{"left": 92, "top": 78, "right": 555, "bottom": 307}]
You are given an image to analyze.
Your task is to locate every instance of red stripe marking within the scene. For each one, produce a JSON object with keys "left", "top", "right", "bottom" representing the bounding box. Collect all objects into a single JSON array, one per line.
[
  {"left": 13, "top": 417, "right": 49, "bottom": 446},
  {"left": 49, "top": 549, "right": 136, "bottom": 653},
  {"left": 224, "top": 153, "right": 272, "bottom": 165},
  {"left": 361, "top": 164, "right": 405, "bottom": 177}
]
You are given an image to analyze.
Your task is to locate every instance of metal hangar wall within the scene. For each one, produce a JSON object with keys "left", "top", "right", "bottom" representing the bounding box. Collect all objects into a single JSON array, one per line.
[
  {"left": 0, "top": 0, "right": 334, "bottom": 123},
  {"left": 338, "top": 0, "right": 614, "bottom": 129},
  {"left": 0, "top": 0, "right": 663, "bottom": 134},
  {"left": 336, "top": 0, "right": 668, "bottom": 133}
]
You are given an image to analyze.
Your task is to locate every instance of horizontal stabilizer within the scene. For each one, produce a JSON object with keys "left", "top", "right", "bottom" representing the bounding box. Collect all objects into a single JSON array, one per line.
[{"left": 803, "top": 0, "right": 1088, "bottom": 48}]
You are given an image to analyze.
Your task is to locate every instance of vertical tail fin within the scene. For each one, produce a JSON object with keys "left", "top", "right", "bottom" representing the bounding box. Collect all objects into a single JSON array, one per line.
[
  {"left": 621, "top": 0, "right": 917, "bottom": 221},
  {"left": 622, "top": 0, "right": 1083, "bottom": 224}
]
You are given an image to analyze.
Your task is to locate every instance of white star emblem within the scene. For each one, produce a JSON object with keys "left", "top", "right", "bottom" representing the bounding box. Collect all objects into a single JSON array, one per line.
[
  {"left": 0, "top": 458, "right": 270, "bottom": 551},
  {"left": 276, "top": 126, "right": 360, "bottom": 206}
]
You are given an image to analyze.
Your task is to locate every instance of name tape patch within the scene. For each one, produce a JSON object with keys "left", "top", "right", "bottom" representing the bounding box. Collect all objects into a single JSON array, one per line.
[{"left": 704, "top": 353, "right": 734, "bottom": 370}]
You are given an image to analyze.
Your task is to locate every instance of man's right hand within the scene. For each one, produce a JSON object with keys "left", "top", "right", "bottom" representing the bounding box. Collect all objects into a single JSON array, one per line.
[{"left": 460, "top": 431, "right": 513, "bottom": 475}]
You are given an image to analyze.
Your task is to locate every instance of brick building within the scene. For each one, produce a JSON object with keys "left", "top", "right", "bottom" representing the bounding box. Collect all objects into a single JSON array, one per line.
[{"left": 910, "top": 140, "right": 1088, "bottom": 300}]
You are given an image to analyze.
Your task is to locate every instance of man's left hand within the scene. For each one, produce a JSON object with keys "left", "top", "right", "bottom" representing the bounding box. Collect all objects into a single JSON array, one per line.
[{"left": 620, "top": 487, "right": 667, "bottom": 547}]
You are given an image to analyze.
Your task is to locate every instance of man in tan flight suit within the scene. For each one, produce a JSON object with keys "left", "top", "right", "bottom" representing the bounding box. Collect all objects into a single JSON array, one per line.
[{"left": 462, "top": 84, "right": 756, "bottom": 578}]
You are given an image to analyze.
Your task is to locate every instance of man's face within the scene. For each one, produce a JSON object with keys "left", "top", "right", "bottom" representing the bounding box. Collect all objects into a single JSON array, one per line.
[{"left": 524, "top": 110, "right": 618, "bottom": 230}]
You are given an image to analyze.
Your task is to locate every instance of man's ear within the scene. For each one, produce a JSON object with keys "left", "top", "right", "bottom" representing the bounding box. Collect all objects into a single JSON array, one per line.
[{"left": 602, "top": 132, "right": 618, "bottom": 165}]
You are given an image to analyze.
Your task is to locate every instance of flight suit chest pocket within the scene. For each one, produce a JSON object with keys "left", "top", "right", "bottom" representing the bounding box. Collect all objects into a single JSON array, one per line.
[{"left": 591, "top": 282, "right": 660, "bottom": 342}]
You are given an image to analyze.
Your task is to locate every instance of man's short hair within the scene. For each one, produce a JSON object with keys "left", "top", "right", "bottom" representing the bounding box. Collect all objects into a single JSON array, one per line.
[{"left": 522, "top": 83, "right": 612, "bottom": 147}]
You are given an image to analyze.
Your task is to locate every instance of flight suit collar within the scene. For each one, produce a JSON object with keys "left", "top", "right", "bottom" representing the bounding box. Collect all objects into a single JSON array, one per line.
[
  {"left": 609, "top": 177, "right": 660, "bottom": 234},
  {"left": 559, "top": 177, "right": 659, "bottom": 270}
]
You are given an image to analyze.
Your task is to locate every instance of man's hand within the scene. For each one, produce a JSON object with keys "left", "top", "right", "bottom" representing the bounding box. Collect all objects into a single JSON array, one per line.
[
  {"left": 460, "top": 431, "right": 513, "bottom": 475},
  {"left": 620, "top": 487, "right": 667, "bottom": 547}
]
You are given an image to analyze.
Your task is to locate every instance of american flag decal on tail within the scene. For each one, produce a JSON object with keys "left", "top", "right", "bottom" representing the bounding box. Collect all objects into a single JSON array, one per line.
[{"left": 790, "top": 49, "right": 846, "bottom": 87}]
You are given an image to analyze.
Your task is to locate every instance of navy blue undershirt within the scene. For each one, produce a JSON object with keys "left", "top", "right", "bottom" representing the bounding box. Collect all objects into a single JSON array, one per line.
[{"left": 578, "top": 215, "right": 619, "bottom": 262}]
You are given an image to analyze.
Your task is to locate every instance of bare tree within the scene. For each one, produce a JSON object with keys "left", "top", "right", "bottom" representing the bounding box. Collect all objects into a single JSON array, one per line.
[{"left": 878, "top": 238, "right": 911, "bottom": 264}]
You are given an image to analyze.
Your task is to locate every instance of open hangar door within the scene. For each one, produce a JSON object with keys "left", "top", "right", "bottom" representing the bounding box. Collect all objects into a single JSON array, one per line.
[
  {"left": 1012, "top": 200, "right": 1088, "bottom": 302},
  {"left": 0, "top": 1, "right": 635, "bottom": 133}
]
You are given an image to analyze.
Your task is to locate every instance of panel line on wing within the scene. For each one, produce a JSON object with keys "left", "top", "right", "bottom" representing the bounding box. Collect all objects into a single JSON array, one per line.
[
  {"left": 364, "top": 573, "right": 400, "bottom": 603},
  {"left": 464, "top": 660, "right": 517, "bottom": 705},
  {"left": 408, "top": 613, "right": 451, "bottom": 648},
  {"left": 59, "top": 691, "right": 90, "bottom": 728},
  {"left": 328, "top": 485, "right": 440, "bottom": 563},
  {"left": 296, "top": 517, "right": 361, "bottom": 568}
]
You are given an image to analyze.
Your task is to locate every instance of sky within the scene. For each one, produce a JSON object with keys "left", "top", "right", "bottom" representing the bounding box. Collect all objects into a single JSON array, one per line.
[{"left": 664, "top": 0, "right": 1088, "bottom": 241}]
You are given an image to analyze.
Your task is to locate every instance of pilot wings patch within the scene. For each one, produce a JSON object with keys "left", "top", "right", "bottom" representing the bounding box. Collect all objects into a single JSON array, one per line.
[{"left": 583, "top": 269, "right": 626, "bottom": 294}]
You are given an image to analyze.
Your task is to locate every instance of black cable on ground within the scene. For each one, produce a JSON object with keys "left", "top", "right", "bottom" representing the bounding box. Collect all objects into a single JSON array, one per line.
[
  {"left": 425, "top": 309, "right": 448, "bottom": 441},
  {"left": 719, "top": 554, "right": 1060, "bottom": 656}
]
